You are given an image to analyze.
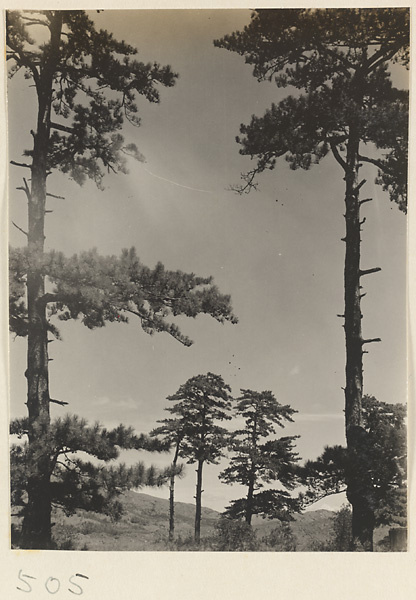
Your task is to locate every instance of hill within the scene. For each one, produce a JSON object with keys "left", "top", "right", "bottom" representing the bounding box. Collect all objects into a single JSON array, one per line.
[{"left": 22, "top": 491, "right": 390, "bottom": 551}]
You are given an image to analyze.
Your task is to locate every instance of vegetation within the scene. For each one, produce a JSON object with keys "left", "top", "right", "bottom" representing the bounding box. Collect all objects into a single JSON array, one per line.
[
  {"left": 7, "top": 9, "right": 236, "bottom": 549},
  {"left": 150, "top": 418, "right": 186, "bottom": 541},
  {"left": 215, "top": 7, "right": 408, "bottom": 550},
  {"left": 220, "top": 389, "right": 300, "bottom": 524},
  {"left": 7, "top": 9, "right": 407, "bottom": 553},
  {"left": 301, "top": 396, "right": 406, "bottom": 549},
  {"left": 10, "top": 416, "right": 173, "bottom": 547},
  {"left": 161, "top": 373, "right": 232, "bottom": 544}
]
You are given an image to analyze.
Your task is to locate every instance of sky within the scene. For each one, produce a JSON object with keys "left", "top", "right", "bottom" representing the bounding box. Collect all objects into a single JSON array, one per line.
[{"left": 6, "top": 9, "right": 408, "bottom": 513}]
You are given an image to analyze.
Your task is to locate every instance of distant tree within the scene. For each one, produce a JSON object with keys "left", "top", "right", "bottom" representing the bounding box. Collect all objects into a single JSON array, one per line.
[
  {"left": 212, "top": 516, "right": 297, "bottom": 551},
  {"left": 166, "top": 373, "right": 232, "bottom": 544},
  {"left": 215, "top": 8, "right": 409, "bottom": 550},
  {"left": 331, "top": 505, "right": 353, "bottom": 552},
  {"left": 7, "top": 10, "right": 237, "bottom": 549},
  {"left": 10, "top": 416, "right": 171, "bottom": 547},
  {"left": 150, "top": 417, "right": 186, "bottom": 541},
  {"left": 220, "top": 389, "right": 300, "bottom": 524},
  {"left": 213, "top": 517, "right": 259, "bottom": 551},
  {"left": 260, "top": 522, "right": 297, "bottom": 551},
  {"left": 301, "top": 395, "right": 407, "bottom": 550}
]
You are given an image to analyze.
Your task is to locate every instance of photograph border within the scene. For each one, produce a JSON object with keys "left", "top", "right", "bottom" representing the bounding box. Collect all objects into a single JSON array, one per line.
[{"left": 1, "top": 1, "right": 414, "bottom": 598}]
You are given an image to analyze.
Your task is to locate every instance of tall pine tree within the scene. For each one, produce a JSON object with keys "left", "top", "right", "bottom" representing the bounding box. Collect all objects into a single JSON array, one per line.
[
  {"left": 150, "top": 418, "right": 186, "bottom": 542},
  {"left": 220, "top": 389, "right": 300, "bottom": 525},
  {"left": 215, "top": 8, "right": 408, "bottom": 550},
  {"left": 10, "top": 416, "right": 171, "bottom": 548},
  {"left": 7, "top": 10, "right": 237, "bottom": 549},
  {"left": 165, "top": 373, "right": 232, "bottom": 544},
  {"left": 301, "top": 395, "right": 407, "bottom": 549}
]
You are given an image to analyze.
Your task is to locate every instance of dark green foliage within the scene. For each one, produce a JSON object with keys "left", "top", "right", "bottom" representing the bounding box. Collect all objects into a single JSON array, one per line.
[
  {"left": 9, "top": 246, "right": 237, "bottom": 345},
  {"left": 300, "top": 445, "right": 349, "bottom": 506},
  {"left": 7, "top": 9, "right": 237, "bottom": 548},
  {"left": 215, "top": 8, "right": 408, "bottom": 211},
  {"left": 164, "top": 373, "right": 232, "bottom": 542},
  {"left": 10, "top": 415, "right": 171, "bottom": 526},
  {"left": 220, "top": 389, "right": 300, "bottom": 523},
  {"left": 211, "top": 517, "right": 297, "bottom": 551},
  {"left": 331, "top": 505, "right": 353, "bottom": 551},
  {"left": 7, "top": 10, "right": 177, "bottom": 188},
  {"left": 7, "top": 9, "right": 182, "bottom": 548},
  {"left": 167, "top": 373, "right": 233, "bottom": 466},
  {"left": 150, "top": 418, "right": 187, "bottom": 540},
  {"left": 215, "top": 7, "right": 408, "bottom": 550},
  {"left": 301, "top": 396, "right": 407, "bottom": 529},
  {"left": 260, "top": 521, "right": 297, "bottom": 551},
  {"left": 225, "top": 490, "right": 300, "bottom": 523},
  {"left": 212, "top": 517, "right": 259, "bottom": 551}
]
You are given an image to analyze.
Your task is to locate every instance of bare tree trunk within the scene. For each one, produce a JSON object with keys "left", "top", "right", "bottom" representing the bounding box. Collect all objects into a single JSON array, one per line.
[
  {"left": 21, "top": 13, "right": 62, "bottom": 549},
  {"left": 245, "top": 470, "right": 255, "bottom": 526},
  {"left": 343, "top": 124, "right": 375, "bottom": 552},
  {"left": 194, "top": 460, "right": 204, "bottom": 544},
  {"left": 168, "top": 474, "right": 175, "bottom": 542},
  {"left": 168, "top": 442, "right": 180, "bottom": 542}
]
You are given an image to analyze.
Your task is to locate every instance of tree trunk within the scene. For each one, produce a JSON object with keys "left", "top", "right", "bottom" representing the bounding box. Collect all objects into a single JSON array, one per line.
[
  {"left": 168, "top": 443, "right": 180, "bottom": 542},
  {"left": 21, "top": 13, "right": 62, "bottom": 549},
  {"left": 245, "top": 415, "right": 257, "bottom": 526},
  {"left": 169, "top": 474, "right": 175, "bottom": 542},
  {"left": 245, "top": 471, "right": 255, "bottom": 525},
  {"left": 343, "top": 124, "right": 375, "bottom": 552},
  {"left": 194, "top": 460, "right": 204, "bottom": 544}
]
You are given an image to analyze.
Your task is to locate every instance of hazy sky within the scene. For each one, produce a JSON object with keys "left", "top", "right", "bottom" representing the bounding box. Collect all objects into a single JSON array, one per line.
[{"left": 7, "top": 9, "right": 408, "bottom": 512}]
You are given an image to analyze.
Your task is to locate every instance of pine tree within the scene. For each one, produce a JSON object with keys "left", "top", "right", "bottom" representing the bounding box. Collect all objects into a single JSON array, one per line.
[
  {"left": 10, "top": 416, "right": 171, "bottom": 547},
  {"left": 301, "top": 395, "right": 407, "bottom": 549},
  {"left": 165, "top": 373, "right": 232, "bottom": 544},
  {"left": 220, "top": 389, "right": 300, "bottom": 524},
  {"left": 7, "top": 10, "right": 237, "bottom": 549},
  {"left": 150, "top": 418, "right": 186, "bottom": 542},
  {"left": 215, "top": 8, "right": 408, "bottom": 550}
]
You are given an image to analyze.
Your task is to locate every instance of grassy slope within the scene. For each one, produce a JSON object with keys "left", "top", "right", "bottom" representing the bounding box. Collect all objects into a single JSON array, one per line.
[{"left": 48, "top": 491, "right": 386, "bottom": 551}]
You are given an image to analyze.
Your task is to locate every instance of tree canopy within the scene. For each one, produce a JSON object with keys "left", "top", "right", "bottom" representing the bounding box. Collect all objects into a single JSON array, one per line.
[
  {"left": 7, "top": 10, "right": 178, "bottom": 187},
  {"left": 215, "top": 6, "right": 409, "bottom": 550},
  {"left": 165, "top": 373, "right": 232, "bottom": 542},
  {"left": 220, "top": 390, "right": 300, "bottom": 523},
  {"left": 215, "top": 8, "right": 409, "bottom": 211},
  {"left": 9, "top": 246, "right": 237, "bottom": 346},
  {"left": 10, "top": 415, "right": 171, "bottom": 536},
  {"left": 302, "top": 395, "right": 407, "bottom": 530},
  {"left": 6, "top": 9, "right": 238, "bottom": 548}
]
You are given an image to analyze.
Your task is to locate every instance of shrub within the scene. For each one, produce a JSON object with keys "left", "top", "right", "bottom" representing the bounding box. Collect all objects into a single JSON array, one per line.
[
  {"left": 260, "top": 523, "right": 297, "bottom": 551},
  {"left": 212, "top": 518, "right": 259, "bottom": 551}
]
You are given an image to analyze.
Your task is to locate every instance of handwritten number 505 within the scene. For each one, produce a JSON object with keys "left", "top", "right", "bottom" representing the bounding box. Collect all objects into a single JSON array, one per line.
[{"left": 17, "top": 570, "right": 88, "bottom": 595}]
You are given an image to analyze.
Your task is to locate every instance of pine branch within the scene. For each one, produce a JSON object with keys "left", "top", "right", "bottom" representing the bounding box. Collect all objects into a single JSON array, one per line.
[
  {"left": 46, "top": 192, "right": 65, "bottom": 200},
  {"left": 12, "top": 221, "right": 28, "bottom": 237},
  {"left": 329, "top": 140, "right": 348, "bottom": 171},
  {"left": 353, "top": 179, "right": 367, "bottom": 194},
  {"left": 20, "top": 16, "right": 49, "bottom": 27},
  {"left": 359, "top": 267, "right": 382, "bottom": 277},
  {"left": 358, "top": 154, "right": 395, "bottom": 175},
  {"left": 50, "top": 121, "right": 75, "bottom": 134},
  {"left": 16, "top": 178, "right": 32, "bottom": 201},
  {"left": 10, "top": 160, "right": 32, "bottom": 169},
  {"left": 49, "top": 398, "right": 69, "bottom": 406}
]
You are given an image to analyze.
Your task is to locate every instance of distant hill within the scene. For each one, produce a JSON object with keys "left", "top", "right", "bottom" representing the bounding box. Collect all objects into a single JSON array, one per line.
[{"left": 47, "top": 491, "right": 390, "bottom": 551}]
